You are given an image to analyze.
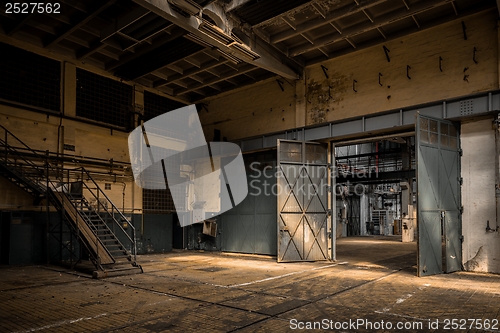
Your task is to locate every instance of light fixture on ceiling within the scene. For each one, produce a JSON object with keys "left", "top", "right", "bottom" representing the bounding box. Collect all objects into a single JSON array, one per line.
[
  {"left": 168, "top": 0, "right": 202, "bottom": 16},
  {"left": 185, "top": 33, "right": 213, "bottom": 48},
  {"left": 228, "top": 43, "right": 260, "bottom": 61},
  {"left": 215, "top": 49, "right": 241, "bottom": 64},
  {"left": 198, "top": 21, "right": 261, "bottom": 61},
  {"left": 198, "top": 21, "right": 235, "bottom": 45}
]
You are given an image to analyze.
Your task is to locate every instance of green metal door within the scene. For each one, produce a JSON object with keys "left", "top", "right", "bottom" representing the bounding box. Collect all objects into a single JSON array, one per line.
[
  {"left": 277, "top": 140, "right": 330, "bottom": 262},
  {"left": 417, "top": 114, "right": 461, "bottom": 276}
]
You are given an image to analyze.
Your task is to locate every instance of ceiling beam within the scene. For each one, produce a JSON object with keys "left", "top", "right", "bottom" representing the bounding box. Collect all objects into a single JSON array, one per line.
[
  {"left": 154, "top": 58, "right": 230, "bottom": 87},
  {"left": 175, "top": 65, "right": 257, "bottom": 95},
  {"left": 106, "top": 26, "right": 185, "bottom": 71},
  {"left": 7, "top": 12, "right": 36, "bottom": 36},
  {"left": 192, "top": 72, "right": 276, "bottom": 103},
  {"left": 77, "top": 42, "right": 107, "bottom": 60},
  {"left": 44, "top": 0, "right": 117, "bottom": 48},
  {"left": 305, "top": 4, "right": 496, "bottom": 66},
  {"left": 289, "top": 0, "right": 451, "bottom": 57},
  {"left": 224, "top": 0, "right": 253, "bottom": 12},
  {"left": 133, "top": 0, "right": 300, "bottom": 79},
  {"left": 101, "top": 7, "right": 150, "bottom": 42},
  {"left": 270, "top": 0, "right": 388, "bottom": 44},
  {"left": 112, "top": 30, "right": 204, "bottom": 80}
]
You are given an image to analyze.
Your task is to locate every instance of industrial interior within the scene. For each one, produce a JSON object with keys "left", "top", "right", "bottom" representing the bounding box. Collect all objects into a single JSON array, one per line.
[{"left": 1, "top": 0, "right": 500, "bottom": 331}]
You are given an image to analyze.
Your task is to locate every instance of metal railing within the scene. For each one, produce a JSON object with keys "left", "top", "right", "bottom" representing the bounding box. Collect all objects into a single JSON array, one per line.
[
  {"left": 78, "top": 167, "right": 137, "bottom": 263},
  {"left": 0, "top": 124, "right": 137, "bottom": 268}
]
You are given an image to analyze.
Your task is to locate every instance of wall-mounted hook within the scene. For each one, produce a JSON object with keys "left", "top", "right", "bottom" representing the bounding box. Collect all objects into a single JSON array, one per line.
[
  {"left": 379, "top": 73, "right": 383, "bottom": 86},
  {"left": 462, "top": 21, "right": 467, "bottom": 40},
  {"left": 321, "top": 65, "right": 329, "bottom": 79},
  {"left": 383, "top": 45, "right": 390, "bottom": 62},
  {"left": 473, "top": 47, "right": 478, "bottom": 64},
  {"left": 463, "top": 66, "right": 469, "bottom": 82},
  {"left": 353, "top": 79, "right": 357, "bottom": 92},
  {"left": 439, "top": 56, "right": 443, "bottom": 72},
  {"left": 407, "top": 65, "right": 411, "bottom": 80},
  {"left": 276, "top": 79, "right": 284, "bottom": 91}
]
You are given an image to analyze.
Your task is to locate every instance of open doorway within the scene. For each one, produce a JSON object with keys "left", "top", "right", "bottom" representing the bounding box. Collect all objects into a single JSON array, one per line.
[{"left": 332, "top": 133, "right": 418, "bottom": 270}]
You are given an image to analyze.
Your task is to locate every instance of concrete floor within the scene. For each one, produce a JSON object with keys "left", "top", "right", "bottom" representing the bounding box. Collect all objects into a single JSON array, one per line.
[{"left": 1, "top": 236, "right": 499, "bottom": 332}]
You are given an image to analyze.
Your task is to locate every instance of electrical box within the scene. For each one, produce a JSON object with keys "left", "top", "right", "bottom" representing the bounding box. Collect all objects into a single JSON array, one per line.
[{"left": 203, "top": 219, "right": 217, "bottom": 237}]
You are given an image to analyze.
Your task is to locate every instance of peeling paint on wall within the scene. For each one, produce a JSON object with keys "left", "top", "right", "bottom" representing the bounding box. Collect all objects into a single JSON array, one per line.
[
  {"left": 306, "top": 72, "right": 349, "bottom": 124},
  {"left": 464, "top": 245, "right": 484, "bottom": 271}
]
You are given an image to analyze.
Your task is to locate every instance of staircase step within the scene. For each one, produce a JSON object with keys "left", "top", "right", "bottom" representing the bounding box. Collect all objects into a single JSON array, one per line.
[
  {"left": 108, "top": 249, "right": 128, "bottom": 254},
  {"left": 93, "top": 265, "right": 142, "bottom": 279}
]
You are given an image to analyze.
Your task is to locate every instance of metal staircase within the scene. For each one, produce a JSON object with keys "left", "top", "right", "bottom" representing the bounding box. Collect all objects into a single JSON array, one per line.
[{"left": 0, "top": 125, "right": 141, "bottom": 277}]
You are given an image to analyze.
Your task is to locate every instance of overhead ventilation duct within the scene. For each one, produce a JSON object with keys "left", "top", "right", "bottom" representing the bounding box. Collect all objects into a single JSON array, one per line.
[
  {"left": 168, "top": 0, "right": 202, "bottom": 16},
  {"left": 185, "top": 33, "right": 213, "bottom": 48},
  {"left": 228, "top": 42, "right": 260, "bottom": 61},
  {"left": 198, "top": 21, "right": 260, "bottom": 61},
  {"left": 215, "top": 49, "right": 241, "bottom": 64},
  {"left": 198, "top": 21, "right": 235, "bottom": 45}
]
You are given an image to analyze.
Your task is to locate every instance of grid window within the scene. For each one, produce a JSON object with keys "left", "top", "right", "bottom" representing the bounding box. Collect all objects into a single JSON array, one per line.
[
  {"left": 143, "top": 90, "right": 185, "bottom": 121},
  {"left": 142, "top": 91, "right": 187, "bottom": 214},
  {"left": 0, "top": 43, "right": 61, "bottom": 111},
  {"left": 142, "top": 147, "right": 187, "bottom": 214},
  {"left": 76, "top": 68, "right": 132, "bottom": 128}
]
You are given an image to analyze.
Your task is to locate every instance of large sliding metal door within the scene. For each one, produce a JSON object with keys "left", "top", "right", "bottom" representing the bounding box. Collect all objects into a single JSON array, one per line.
[
  {"left": 417, "top": 114, "right": 461, "bottom": 276},
  {"left": 277, "top": 140, "right": 330, "bottom": 262}
]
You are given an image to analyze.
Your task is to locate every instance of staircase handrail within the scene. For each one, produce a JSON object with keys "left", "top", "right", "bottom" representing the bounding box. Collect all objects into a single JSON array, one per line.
[
  {"left": 78, "top": 167, "right": 137, "bottom": 262},
  {"left": 0, "top": 125, "right": 114, "bottom": 266}
]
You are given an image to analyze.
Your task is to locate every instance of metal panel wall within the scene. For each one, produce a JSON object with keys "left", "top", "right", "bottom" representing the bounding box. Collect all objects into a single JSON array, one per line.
[
  {"left": 417, "top": 114, "right": 461, "bottom": 276},
  {"left": 138, "top": 214, "right": 173, "bottom": 254},
  {"left": 220, "top": 151, "right": 277, "bottom": 255}
]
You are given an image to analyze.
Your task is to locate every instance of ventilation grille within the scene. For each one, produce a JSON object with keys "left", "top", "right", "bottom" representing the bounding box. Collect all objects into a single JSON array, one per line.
[{"left": 459, "top": 100, "right": 474, "bottom": 116}]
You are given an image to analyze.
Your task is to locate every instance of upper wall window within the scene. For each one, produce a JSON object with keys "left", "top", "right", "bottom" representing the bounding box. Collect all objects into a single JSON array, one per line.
[
  {"left": 0, "top": 43, "right": 61, "bottom": 112},
  {"left": 76, "top": 68, "right": 133, "bottom": 128},
  {"left": 143, "top": 90, "right": 185, "bottom": 122}
]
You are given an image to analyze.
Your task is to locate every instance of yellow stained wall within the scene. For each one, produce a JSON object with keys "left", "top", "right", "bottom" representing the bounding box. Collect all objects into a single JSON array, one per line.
[
  {"left": 0, "top": 106, "right": 141, "bottom": 212},
  {"left": 199, "top": 78, "right": 297, "bottom": 141},
  {"left": 203, "top": 9, "right": 499, "bottom": 138},
  {"left": 305, "top": 9, "right": 498, "bottom": 125}
]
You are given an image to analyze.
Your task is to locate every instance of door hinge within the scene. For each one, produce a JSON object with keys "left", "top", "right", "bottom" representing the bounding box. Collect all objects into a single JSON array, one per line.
[
  {"left": 460, "top": 206, "right": 464, "bottom": 214},
  {"left": 458, "top": 148, "right": 463, "bottom": 156},
  {"left": 459, "top": 177, "right": 463, "bottom": 185},
  {"left": 326, "top": 185, "right": 332, "bottom": 192},
  {"left": 327, "top": 209, "right": 333, "bottom": 216}
]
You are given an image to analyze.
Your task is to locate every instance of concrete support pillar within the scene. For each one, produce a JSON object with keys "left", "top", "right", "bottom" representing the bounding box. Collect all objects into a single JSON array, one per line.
[
  {"left": 63, "top": 62, "right": 76, "bottom": 117},
  {"left": 498, "top": 19, "right": 500, "bottom": 89},
  {"left": 132, "top": 86, "right": 145, "bottom": 216},
  {"left": 295, "top": 71, "right": 307, "bottom": 128},
  {"left": 134, "top": 85, "right": 144, "bottom": 127},
  {"left": 360, "top": 193, "right": 369, "bottom": 235},
  {"left": 61, "top": 62, "right": 77, "bottom": 156}
]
